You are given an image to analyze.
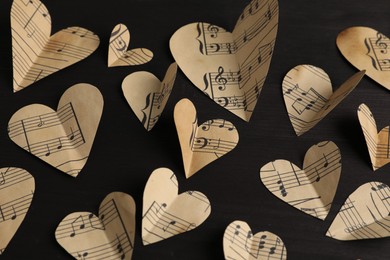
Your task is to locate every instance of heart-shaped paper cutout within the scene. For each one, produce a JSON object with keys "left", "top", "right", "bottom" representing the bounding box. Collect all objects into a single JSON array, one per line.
[
  {"left": 122, "top": 62, "right": 177, "bottom": 131},
  {"left": 55, "top": 192, "right": 136, "bottom": 259},
  {"left": 0, "top": 167, "right": 34, "bottom": 254},
  {"left": 8, "top": 83, "right": 103, "bottom": 177},
  {"left": 108, "top": 23, "right": 153, "bottom": 67},
  {"left": 357, "top": 103, "right": 390, "bottom": 171},
  {"left": 260, "top": 141, "right": 341, "bottom": 220},
  {"left": 11, "top": 0, "right": 100, "bottom": 92},
  {"left": 174, "top": 98, "right": 239, "bottom": 178},
  {"left": 283, "top": 64, "right": 365, "bottom": 136},
  {"left": 326, "top": 182, "right": 390, "bottom": 240},
  {"left": 337, "top": 27, "right": 390, "bottom": 90},
  {"left": 170, "top": 0, "right": 279, "bottom": 121},
  {"left": 142, "top": 168, "right": 211, "bottom": 245},
  {"left": 223, "top": 220, "right": 287, "bottom": 260}
]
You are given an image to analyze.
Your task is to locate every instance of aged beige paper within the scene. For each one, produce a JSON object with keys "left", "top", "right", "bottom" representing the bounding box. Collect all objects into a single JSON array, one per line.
[
  {"left": 0, "top": 167, "right": 34, "bottom": 254},
  {"left": 358, "top": 103, "right": 390, "bottom": 171},
  {"left": 8, "top": 84, "right": 103, "bottom": 177},
  {"left": 283, "top": 64, "right": 365, "bottom": 136},
  {"left": 122, "top": 62, "right": 177, "bottom": 131},
  {"left": 260, "top": 141, "right": 341, "bottom": 220},
  {"left": 337, "top": 27, "right": 390, "bottom": 90},
  {"left": 223, "top": 220, "right": 287, "bottom": 260},
  {"left": 108, "top": 24, "right": 153, "bottom": 67},
  {"left": 142, "top": 168, "right": 211, "bottom": 245},
  {"left": 170, "top": 0, "right": 279, "bottom": 122},
  {"left": 11, "top": 0, "right": 100, "bottom": 92},
  {"left": 55, "top": 192, "right": 136, "bottom": 259},
  {"left": 326, "top": 182, "right": 390, "bottom": 240},
  {"left": 174, "top": 98, "right": 239, "bottom": 178}
]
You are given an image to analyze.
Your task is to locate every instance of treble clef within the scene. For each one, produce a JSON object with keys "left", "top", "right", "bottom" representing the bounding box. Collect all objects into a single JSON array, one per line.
[
  {"left": 215, "top": 66, "right": 228, "bottom": 91},
  {"left": 207, "top": 24, "right": 220, "bottom": 38},
  {"left": 375, "top": 32, "right": 388, "bottom": 54}
]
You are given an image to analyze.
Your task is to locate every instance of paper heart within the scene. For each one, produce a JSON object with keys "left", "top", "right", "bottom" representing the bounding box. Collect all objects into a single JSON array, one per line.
[
  {"left": 283, "top": 64, "right": 365, "bottom": 136},
  {"left": 260, "top": 141, "right": 341, "bottom": 220},
  {"left": 337, "top": 27, "right": 390, "bottom": 90},
  {"left": 326, "top": 182, "right": 390, "bottom": 240},
  {"left": 122, "top": 62, "right": 177, "bottom": 131},
  {"left": 223, "top": 220, "right": 287, "bottom": 260},
  {"left": 8, "top": 84, "right": 103, "bottom": 177},
  {"left": 55, "top": 192, "right": 136, "bottom": 259},
  {"left": 11, "top": 0, "right": 100, "bottom": 92},
  {"left": 108, "top": 23, "right": 153, "bottom": 67},
  {"left": 174, "top": 98, "right": 239, "bottom": 178},
  {"left": 170, "top": 0, "right": 279, "bottom": 121},
  {"left": 0, "top": 167, "right": 34, "bottom": 254},
  {"left": 357, "top": 103, "right": 390, "bottom": 170},
  {"left": 142, "top": 168, "right": 211, "bottom": 245}
]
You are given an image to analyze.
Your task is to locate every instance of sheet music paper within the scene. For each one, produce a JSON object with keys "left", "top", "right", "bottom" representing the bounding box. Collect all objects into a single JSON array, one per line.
[
  {"left": 174, "top": 98, "right": 239, "bottom": 178},
  {"left": 122, "top": 63, "right": 177, "bottom": 131},
  {"left": 0, "top": 167, "right": 34, "bottom": 254},
  {"left": 8, "top": 84, "right": 103, "bottom": 177},
  {"left": 170, "top": 0, "right": 279, "bottom": 122},
  {"left": 282, "top": 65, "right": 365, "bottom": 136},
  {"left": 55, "top": 192, "right": 136, "bottom": 259},
  {"left": 142, "top": 168, "right": 211, "bottom": 245},
  {"left": 108, "top": 24, "right": 153, "bottom": 67},
  {"left": 11, "top": 0, "right": 100, "bottom": 92},
  {"left": 337, "top": 27, "right": 390, "bottom": 90},
  {"left": 223, "top": 220, "right": 287, "bottom": 260},
  {"left": 260, "top": 141, "right": 341, "bottom": 220},
  {"left": 326, "top": 182, "right": 390, "bottom": 240},
  {"left": 358, "top": 104, "right": 390, "bottom": 171}
]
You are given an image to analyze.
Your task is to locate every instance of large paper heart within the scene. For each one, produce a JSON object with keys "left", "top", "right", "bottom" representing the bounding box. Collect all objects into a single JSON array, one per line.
[
  {"left": 142, "top": 168, "right": 211, "bottom": 245},
  {"left": 174, "top": 98, "right": 239, "bottom": 178},
  {"left": 108, "top": 23, "right": 153, "bottom": 67},
  {"left": 11, "top": 0, "right": 100, "bottom": 92},
  {"left": 122, "top": 62, "right": 177, "bottom": 131},
  {"left": 8, "top": 84, "right": 103, "bottom": 177},
  {"left": 260, "top": 141, "right": 341, "bottom": 220},
  {"left": 337, "top": 27, "right": 390, "bottom": 90},
  {"left": 357, "top": 103, "right": 390, "bottom": 171},
  {"left": 55, "top": 192, "right": 136, "bottom": 259},
  {"left": 223, "top": 220, "right": 287, "bottom": 260},
  {"left": 0, "top": 167, "right": 34, "bottom": 254},
  {"left": 283, "top": 64, "right": 365, "bottom": 136},
  {"left": 326, "top": 182, "right": 390, "bottom": 240},
  {"left": 170, "top": 0, "right": 279, "bottom": 121}
]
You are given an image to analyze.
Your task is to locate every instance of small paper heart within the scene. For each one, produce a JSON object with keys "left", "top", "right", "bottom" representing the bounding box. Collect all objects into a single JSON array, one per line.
[
  {"left": 8, "top": 83, "right": 104, "bottom": 177},
  {"left": 108, "top": 24, "right": 153, "bottom": 67},
  {"left": 122, "top": 62, "right": 177, "bottom": 131},
  {"left": 223, "top": 220, "right": 287, "bottom": 260},
  {"left": 174, "top": 98, "right": 239, "bottom": 178},
  {"left": 55, "top": 192, "right": 136, "bottom": 259},
  {"left": 260, "top": 141, "right": 341, "bottom": 220},
  {"left": 142, "top": 168, "right": 211, "bottom": 245}
]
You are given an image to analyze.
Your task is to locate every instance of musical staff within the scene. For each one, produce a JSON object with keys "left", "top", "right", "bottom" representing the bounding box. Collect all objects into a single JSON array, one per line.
[{"left": 365, "top": 32, "right": 390, "bottom": 71}]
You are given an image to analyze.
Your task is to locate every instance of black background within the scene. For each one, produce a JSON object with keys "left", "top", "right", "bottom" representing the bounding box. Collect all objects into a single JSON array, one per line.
[{"left": 0, "top": 0, "right": 389, "bottom": 259}]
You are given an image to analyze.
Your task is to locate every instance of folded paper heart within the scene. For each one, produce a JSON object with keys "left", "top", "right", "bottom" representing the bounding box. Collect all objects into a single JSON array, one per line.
[
  {"left": 0, "top": 167, "right": 34, "bottom": 254},
  {"left": 8, "top": 83, "right": 103, "bottom": 177},
  {"left": 223, "top": 220, "right": 287, "bottom": 260},
  {"left": 11, "top": 0, "right": 100, "bottom": 92},
  {"left": 142, "top": 168, "right": 211, "bottom": 245},
  {"left": 337, "top": 27, "right": 390, "bottom": 90},
  {"left": 174, "top": 98, "right": 239, "bottom": 178},
  {"left": 283, "top": 64, "right": 365, "bottom": 136},
  {"left": 170, "top": 0, "right": 279, "bottom": 121},
  {"left": 260, "top": 141, "right": 341, "bottom": 220},
  {"left": 326, "top": 182, "right": 390, "bottom": 240},
  {"left": 108, "top": 24, "right": 153, "bottom": 67},
  {"left": 122, "top": 62, "right": 177, "bottom": 131},
  {"left": 357, "top": 103, "right": 390, "bottom": 171},
  {"left": 55, "top": 192, "right": 136, "bottom": 259}
]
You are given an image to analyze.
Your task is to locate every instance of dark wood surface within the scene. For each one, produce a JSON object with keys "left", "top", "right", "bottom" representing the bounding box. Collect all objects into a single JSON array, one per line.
[{"left": 0, "top": 0, "right": 389, "bottom": 259}]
